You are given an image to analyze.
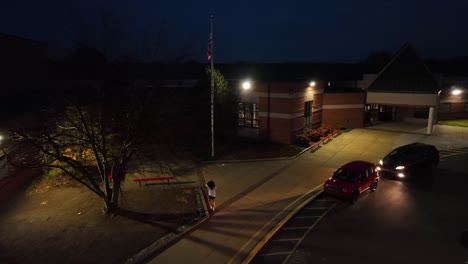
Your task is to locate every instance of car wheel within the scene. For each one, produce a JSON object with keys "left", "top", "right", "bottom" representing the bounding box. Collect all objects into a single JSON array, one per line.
[
  {"left": 351, "top": 191, "right": 359, "bottom": 203},
  {"left": 370, "top": 180, "right": 378, "bottom": 192}
]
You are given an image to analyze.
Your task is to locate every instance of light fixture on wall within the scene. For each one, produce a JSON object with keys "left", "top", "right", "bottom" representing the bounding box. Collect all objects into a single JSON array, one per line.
[
  {"left": 452, "top": 88, "right": 462, "bottom": 95},
  {"left": 309, "top": 81, "right": 316, "bottom": 87},
  {"left": 242, "top": 81, "right": 251, "bottom": 90}
]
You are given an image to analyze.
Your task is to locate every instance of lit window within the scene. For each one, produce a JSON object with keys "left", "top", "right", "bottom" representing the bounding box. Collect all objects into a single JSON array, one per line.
[{"left": 238, "top": 102, "right": 259, "bottom": 128}]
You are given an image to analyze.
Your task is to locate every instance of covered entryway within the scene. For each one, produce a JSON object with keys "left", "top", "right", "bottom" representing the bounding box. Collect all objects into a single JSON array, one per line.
[{"left": 363, "top": 43, "right": 440, "bottom": 134}]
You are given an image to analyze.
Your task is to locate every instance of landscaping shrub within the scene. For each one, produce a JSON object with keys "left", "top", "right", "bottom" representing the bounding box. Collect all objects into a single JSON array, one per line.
[
  {"left": 293, "top": 124, "right": 337, "bottom": 147},
  {"left": 294, "top": 134, "right": 311, "bottom": 147},
  {"left": 305, "top": 130, "right": 321, "bottom": 142}
]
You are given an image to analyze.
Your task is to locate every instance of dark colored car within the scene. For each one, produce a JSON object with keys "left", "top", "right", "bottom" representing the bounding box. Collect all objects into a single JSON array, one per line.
[
  {"left": 324, "top": 160, "right": 379, "bottom": 203},
  {"left": 377, "top": 143, "right": 439, "bottom": 179}
]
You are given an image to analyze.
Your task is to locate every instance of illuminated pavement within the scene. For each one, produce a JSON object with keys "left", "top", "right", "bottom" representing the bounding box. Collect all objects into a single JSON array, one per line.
[{"left": 145, "top": 125, "right": 468, "bottom": 264}]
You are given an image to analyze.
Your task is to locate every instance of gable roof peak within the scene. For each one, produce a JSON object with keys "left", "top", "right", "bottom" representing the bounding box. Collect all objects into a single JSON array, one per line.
[{"left": 367, "top": 42, "right": 440, "bottom": 93}]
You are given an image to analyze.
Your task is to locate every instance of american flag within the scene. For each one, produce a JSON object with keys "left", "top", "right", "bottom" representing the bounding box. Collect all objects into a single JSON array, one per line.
[{"left": 207, "top": 31, "right": 213, "bottom": 61}]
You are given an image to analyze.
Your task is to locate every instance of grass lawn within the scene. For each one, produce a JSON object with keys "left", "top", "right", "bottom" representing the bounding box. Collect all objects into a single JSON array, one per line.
[{"left": 438, "top": 120, "right": 468, "bottom": 127}]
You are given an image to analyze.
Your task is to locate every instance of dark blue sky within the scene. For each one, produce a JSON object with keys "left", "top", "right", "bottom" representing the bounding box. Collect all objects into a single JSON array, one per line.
[{"left": 1, "top": 0, "right": 467, "bottom": 63}]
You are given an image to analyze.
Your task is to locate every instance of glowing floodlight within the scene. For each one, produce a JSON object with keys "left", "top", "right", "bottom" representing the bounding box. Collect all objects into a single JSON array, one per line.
[
  {"left": 452, "top": 89, "right": 462, "bottom": 95},
  {"left": 242, "top": 81, "right": 251, "bottom": 90}
]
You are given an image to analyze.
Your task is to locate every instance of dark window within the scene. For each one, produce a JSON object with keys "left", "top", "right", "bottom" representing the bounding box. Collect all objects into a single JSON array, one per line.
[
  {"left": 238, "top": 102, "right": 259, "bottom": 128},
  {"left": 304, "top": 101, "right": 312, "bottom": 128},
  {"left": 440, "top": 103, "right": 451, "bottom": 113}
]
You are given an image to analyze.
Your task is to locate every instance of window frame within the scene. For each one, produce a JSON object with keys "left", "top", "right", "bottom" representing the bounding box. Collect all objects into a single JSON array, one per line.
[
  {"left": 238, "top": 102, "right": 259, "bottom": 128},
  {"left": 304, "top": 101, "right": 313, "bottom": 128},
  {"left": 440, "top": 103, "right": 451, "bottom": 113}
]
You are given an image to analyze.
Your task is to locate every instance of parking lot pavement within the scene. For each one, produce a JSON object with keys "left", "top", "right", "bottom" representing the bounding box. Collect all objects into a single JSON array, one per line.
[{"left": 143, "top": 126, "right": 468, "bottom": 264}]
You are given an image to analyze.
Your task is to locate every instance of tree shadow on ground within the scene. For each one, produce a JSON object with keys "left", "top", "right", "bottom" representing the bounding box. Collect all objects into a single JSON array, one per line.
[{"left": 117, "top": 207, "right": 200, "bottom": 232}]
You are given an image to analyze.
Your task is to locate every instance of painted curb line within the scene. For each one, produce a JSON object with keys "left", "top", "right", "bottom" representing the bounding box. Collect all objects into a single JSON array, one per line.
[{"left": 232, "top": 186, "right": 325, "bottom": 264}]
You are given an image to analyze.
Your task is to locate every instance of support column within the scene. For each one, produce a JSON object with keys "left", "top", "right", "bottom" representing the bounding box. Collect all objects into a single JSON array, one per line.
[{"left": 427, "top": 107, "right": 435, "bottom": 134}]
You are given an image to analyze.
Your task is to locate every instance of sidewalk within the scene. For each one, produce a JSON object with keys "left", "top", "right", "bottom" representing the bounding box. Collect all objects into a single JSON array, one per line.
[{"left": 146, "top": 126, "right": 468, "bottom": 264}]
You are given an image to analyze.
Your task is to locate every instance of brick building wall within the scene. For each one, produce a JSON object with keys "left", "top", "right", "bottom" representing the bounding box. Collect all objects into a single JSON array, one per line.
[
  {"left": 234, "top": 80, "right": 325, "bottom": 144},
  {"left": 322, "top": 92, "right": 366, "bottom": 129}
]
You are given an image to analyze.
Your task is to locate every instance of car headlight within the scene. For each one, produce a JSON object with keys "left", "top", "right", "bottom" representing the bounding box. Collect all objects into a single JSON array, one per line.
[
  {"left": 395, "top": 166, "right": 405, "bottom": 170},
  {"left": 379, "top": 160, "right": 383, "bottom": 166}
]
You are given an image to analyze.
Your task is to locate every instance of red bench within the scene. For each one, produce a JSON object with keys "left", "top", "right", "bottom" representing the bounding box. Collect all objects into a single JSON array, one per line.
[
  {"left": 322, "top": 129, "right": 341, "bottom": 144},
  {"left": 133, "top": 176, "right": 175, "bottom": 186},
  {"left": 309, "top": 129, "right": 342, "bottom": 151}
]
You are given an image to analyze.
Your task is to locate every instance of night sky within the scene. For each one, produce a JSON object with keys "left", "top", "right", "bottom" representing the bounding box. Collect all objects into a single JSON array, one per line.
[{"left": 1, "top": 0, "right": 468, "bottom": 63}]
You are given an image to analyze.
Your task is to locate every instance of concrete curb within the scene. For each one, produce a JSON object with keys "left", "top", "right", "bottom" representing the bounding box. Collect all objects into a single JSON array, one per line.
[
  {"left": 240, "top": 188, "right": 324, "bottom": 264},
  {"left": 202, "top": 130, "right": 343, "bottom": 164}
]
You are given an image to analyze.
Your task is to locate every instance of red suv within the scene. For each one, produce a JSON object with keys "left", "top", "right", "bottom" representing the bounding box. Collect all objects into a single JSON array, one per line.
[{"left": 324, "top": 160, "right": 379, "bottom": 203}]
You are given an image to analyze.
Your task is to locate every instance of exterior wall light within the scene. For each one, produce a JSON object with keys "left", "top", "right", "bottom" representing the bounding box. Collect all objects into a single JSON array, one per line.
[
  {"left": 242, "top": 81, "right": 251, "bottom": 90},
  {"left": 310, "top": 81, "right": 316, "bottom": 87},
  {"left": 452, "top": 89, "right": 462, "bottom": 95}
]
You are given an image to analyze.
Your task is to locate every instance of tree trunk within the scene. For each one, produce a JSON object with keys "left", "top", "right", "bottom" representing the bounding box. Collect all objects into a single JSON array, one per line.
[{"left": 102, "top": 195, "right": 118, "bottom": 215}]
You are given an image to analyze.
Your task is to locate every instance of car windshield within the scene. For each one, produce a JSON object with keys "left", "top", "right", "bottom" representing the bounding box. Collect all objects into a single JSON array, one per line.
[
  {"left": 333, "top": 168, "right": 360, "bottom": 181},
  {"left": 387, "top": 149, "right": 408, "bottom": 160}
]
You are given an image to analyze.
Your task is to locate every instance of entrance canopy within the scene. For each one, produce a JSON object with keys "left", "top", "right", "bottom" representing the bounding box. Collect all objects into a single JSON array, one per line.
[{"left": 367, "top": 92, "right": 438, "bottom": 107}]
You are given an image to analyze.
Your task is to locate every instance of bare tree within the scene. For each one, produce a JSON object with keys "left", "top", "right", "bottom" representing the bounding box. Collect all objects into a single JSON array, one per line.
[{"left": 3, "top": 92, "right": 146, "bottom": 215}]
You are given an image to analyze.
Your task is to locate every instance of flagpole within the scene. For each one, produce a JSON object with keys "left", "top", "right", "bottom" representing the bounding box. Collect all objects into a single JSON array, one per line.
[{"left": 210, "top": 15, "right": 215, "bottom": 158}]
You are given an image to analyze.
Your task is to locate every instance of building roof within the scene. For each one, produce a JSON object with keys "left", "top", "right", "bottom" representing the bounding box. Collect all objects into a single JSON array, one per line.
[
  {"left": 324, "top": 87, "right": 365, "bottom": 93},
  {"left": 217, "top": 63, "right": 378, "bottom": 82},
  {"left": 367, "top": 43, "right": 440, "bottom": 93}
]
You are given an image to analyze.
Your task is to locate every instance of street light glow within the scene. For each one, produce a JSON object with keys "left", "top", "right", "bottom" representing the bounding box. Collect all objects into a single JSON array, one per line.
[
  {"left": 452, "top": 89, "right": 462, "bottom": 95},
  {"left": 310, "top": 81, "right": 316, "bottom": 87},
  {"left": 242, "top": 81, "right": 251, "bottom": 90}
]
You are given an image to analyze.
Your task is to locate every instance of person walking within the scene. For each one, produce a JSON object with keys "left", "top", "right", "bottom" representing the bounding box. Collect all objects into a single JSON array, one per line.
[{"left": 206, "top": 180, "right": 216, "bottom": 212}]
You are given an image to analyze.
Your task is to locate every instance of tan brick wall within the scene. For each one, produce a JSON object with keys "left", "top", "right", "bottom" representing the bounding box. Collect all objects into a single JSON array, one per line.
[
  {"left": 322, "top": 92, "right": 365, "bottom": 129},
  {"left": 438, "top": 102, "right": 468, "bottom": 120},
  {"left": 439, "top": 89, "right": 468, "bottom": 104},
  {"left": 269, "top": 97, "right": 292, "bottom": 114},
  {"left": 322, "top": 108, "right": 364, "bottom": 128},
  {"left": 269, "top": 117, "right": 292, "bottom": 144},
  {"left": 324, "top": 93, "right": 365, "bottom": 105},
  {"left": 312, "top": 111, "right": 322, "bottom": 125},
  {"left": 439, "top": 112, "right": 468, "bottom": 120},
  {"left": 313, "top": 93, "right": 323, "bottom": 107},
  {"left": 450, "top": 103, "right": 465, "bottom": 112}
]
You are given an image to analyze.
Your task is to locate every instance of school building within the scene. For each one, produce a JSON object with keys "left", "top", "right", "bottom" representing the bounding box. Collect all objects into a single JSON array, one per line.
[{"left": 229, "top": 43, "right": 468, "bottom": 144}]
